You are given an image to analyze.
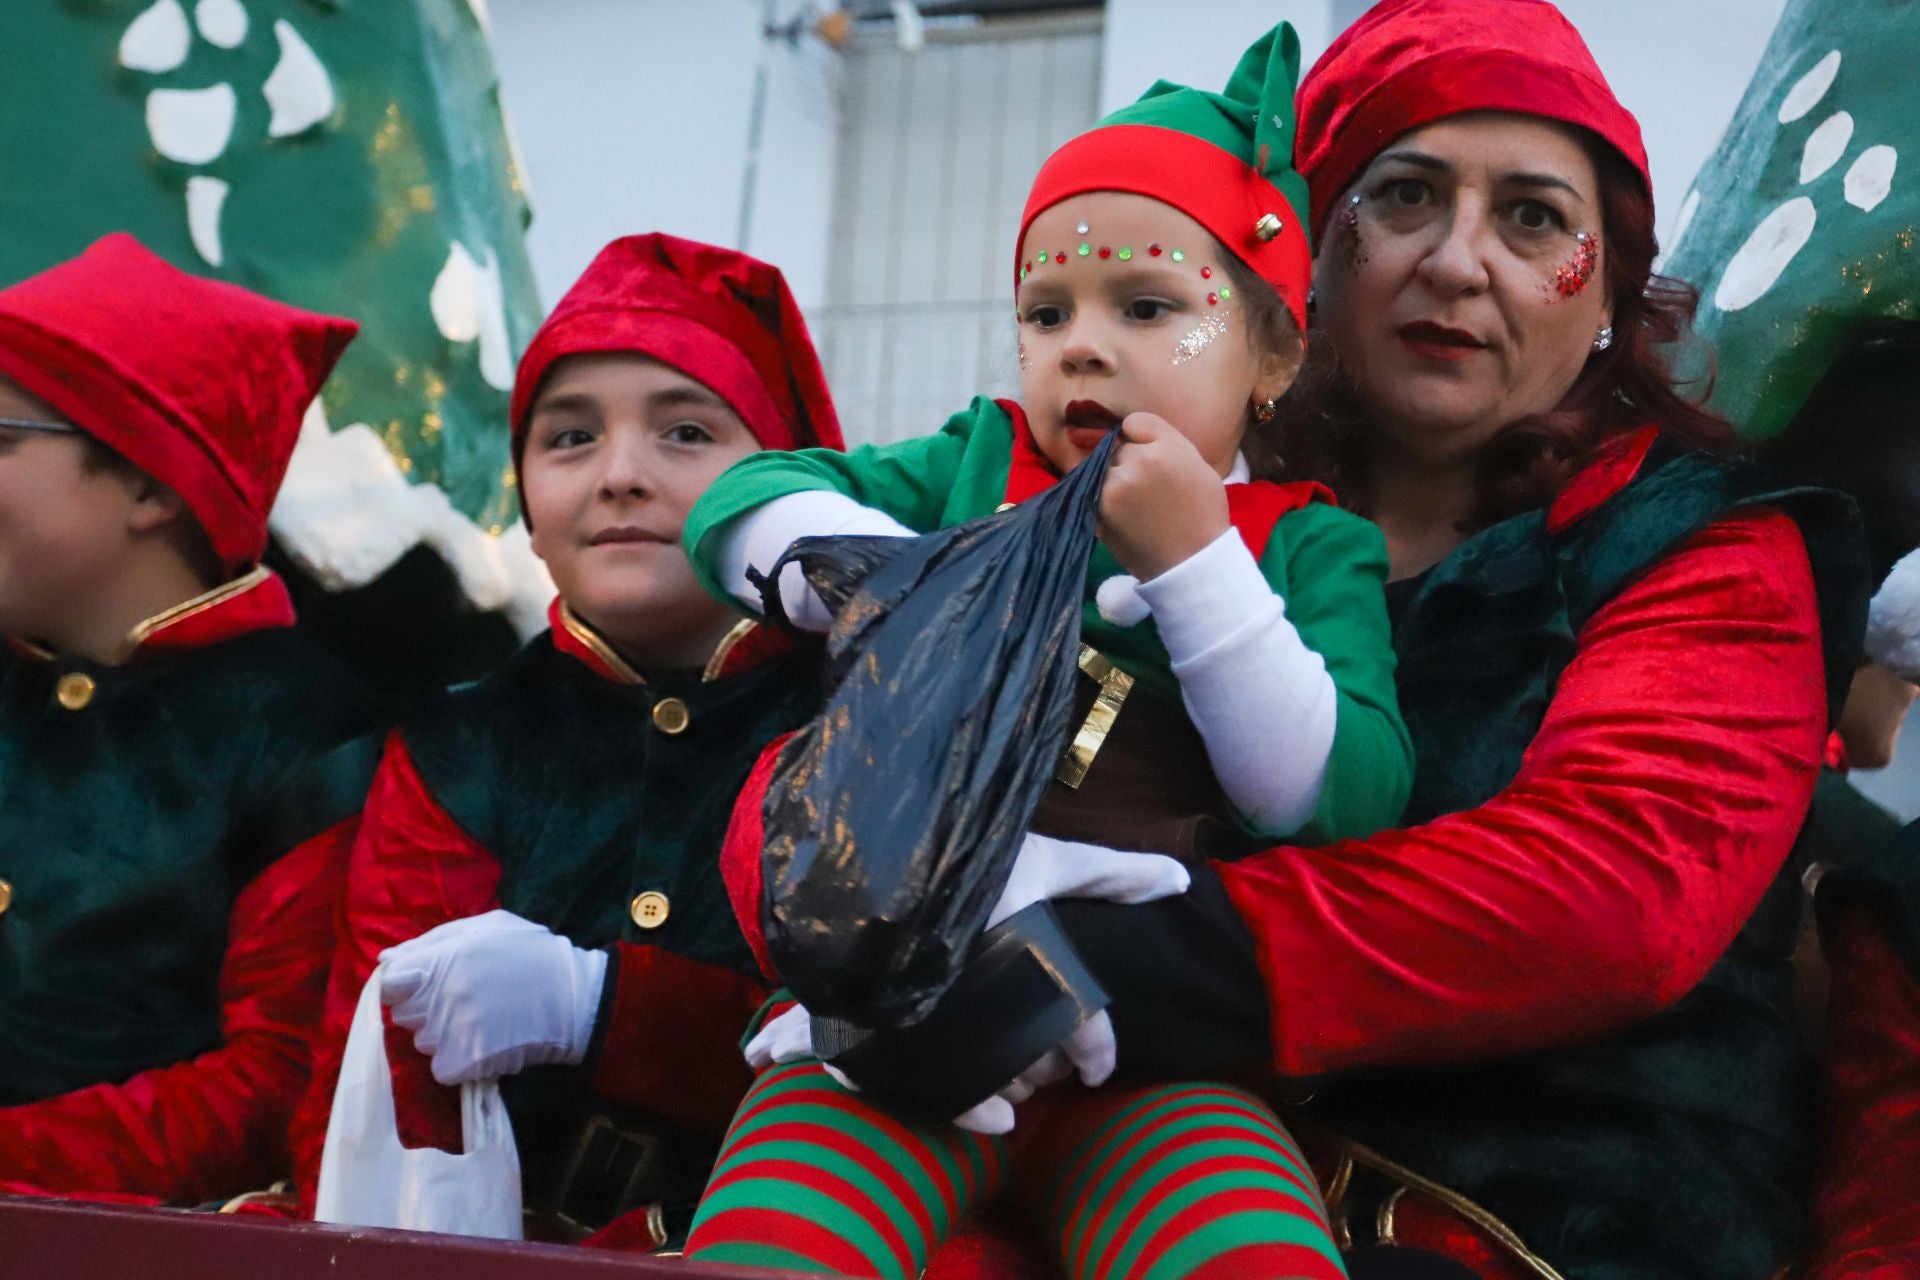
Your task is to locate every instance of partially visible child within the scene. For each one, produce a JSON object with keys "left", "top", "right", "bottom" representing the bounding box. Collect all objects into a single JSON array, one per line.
[
  {"left": 0, "top": 235, "right": 372, "bottom": 1203},
  {"left": 680, "top": 24, "right": 1407, "bottom": 1280},
  {"left": 291, "top": 234, "right": 846, "bottom": 1250}
]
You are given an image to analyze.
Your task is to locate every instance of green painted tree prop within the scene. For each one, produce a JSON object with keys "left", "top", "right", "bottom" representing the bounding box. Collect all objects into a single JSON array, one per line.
[
  {"left": 1663, "top": 0, "right": 1914, "bottom": 442},
  {"left": 0, "top": 0, "right": 550, "bottom": 633}
]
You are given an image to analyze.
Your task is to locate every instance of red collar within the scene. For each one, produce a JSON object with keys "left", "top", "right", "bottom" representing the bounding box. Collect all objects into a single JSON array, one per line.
[
  {"left": 999, "top": 399, "right": 1335, "bottom": 560},
  {"left": 548, "top": 598, "right": 791, "bottom": 686},
  {"left": 6, "top": 567, "right": 295, "bottom": 664},
  {"left": 1545, "top": 426, "right": 1663, "bottom": 534}
]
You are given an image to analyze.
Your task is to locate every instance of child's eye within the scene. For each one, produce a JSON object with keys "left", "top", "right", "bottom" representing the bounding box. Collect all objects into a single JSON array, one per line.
[
  {"left": 1125, "top": 298, "right": 1176, "bottom": 322},
  {"left": 545, "top": 425, "right": 594, "bottom": 450},
  {"left": 1024, "top": 303, "right": 1067, "bottom": 329},
  {"left": 1508, "top": 200, "right": 1567, "bottom": 234},
  {"left": 663, "top": 421, "right": 715, "bottom": 445}
]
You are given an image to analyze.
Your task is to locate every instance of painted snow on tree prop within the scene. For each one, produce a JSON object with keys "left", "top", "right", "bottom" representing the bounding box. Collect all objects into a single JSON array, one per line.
[
  {"left": 0, "top": 0, "right": 551, "bottom": 632},
  {"left": 1664, "top": 0, "right": 1914, "bottom": 441}
]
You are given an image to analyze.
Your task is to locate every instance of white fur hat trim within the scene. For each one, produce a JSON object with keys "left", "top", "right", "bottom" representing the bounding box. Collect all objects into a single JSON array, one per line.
[
  {"left": 1866, "top": 546, "right": 1920, "bottom": 681},
  {"left": 1095, "top": 574, "right": 1152, "bottom": 628}
]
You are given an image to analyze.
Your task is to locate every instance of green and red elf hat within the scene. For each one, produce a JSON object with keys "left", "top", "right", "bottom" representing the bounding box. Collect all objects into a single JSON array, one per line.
[
  {"left": 0, "top": 234, "right": 357, "bottom": 575},
  {"left": 1018, "top": 22, "right": 1315, "bottom": 335},
  {"left": 1296, "top": 0, "right": 1651, "bottom": 233},
  {"left": 510, "top": 233, "right": 845, "bottom": 475}
]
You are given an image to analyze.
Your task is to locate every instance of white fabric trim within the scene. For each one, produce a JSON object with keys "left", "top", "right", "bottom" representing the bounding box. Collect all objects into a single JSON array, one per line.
[{"left": 718, "top": 491, "right": 916, "bottom": 631}]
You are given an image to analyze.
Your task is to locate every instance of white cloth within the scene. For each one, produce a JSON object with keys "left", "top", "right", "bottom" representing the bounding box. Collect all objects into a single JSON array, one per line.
[
  {"left": 718, "top": 490, "right": 917, "bottom": 630},
  {"left": 1134, "top": 527, "right": 1337, "bottom": 836},
  {"left": 380, "top": 909, "right": 607, "bottom": 1085}
]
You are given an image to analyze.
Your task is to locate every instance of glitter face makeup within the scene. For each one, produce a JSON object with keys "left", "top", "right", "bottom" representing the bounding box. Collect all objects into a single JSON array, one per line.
[
  {"left": 1338, "top": 193, "right": 1367, "bottom": 271},
  {"left": 1552, "top": 231, "right": 1599, "bottom": 299},
  {"left": 1172, "top": 311, "right": 1229, "bottom": 365},
  {"left": 1017, "top": 340, "right": 1029, "bottom": 370}
]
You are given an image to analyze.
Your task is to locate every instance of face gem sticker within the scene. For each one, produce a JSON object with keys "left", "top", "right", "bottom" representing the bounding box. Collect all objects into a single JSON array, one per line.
[
  {"left": 1173, "top": 311, "right": 1229, "bottom": 365},
  {"left": 1338, "top": 194, "right": 1367, "bottom": 271},
  {"left": 1552, "top": 232, "right": 1600, "bottom": 299}
]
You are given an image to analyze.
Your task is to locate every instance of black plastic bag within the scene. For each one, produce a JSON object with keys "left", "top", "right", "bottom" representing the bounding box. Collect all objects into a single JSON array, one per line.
[{"left": 759, "top": 430, "right": 1117, "bottom": 1030}]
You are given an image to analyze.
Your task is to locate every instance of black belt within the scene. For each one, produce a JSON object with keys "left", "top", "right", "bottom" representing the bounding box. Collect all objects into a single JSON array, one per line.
[{"left": 521, "top": 1108, "right": 716, "bottom": 1244}]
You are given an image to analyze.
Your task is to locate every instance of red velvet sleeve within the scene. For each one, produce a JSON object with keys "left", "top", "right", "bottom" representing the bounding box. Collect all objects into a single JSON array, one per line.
[
  {"left": 288, "top": 732, "right": 501, "bottom": 1211},
  {"left": 716, "top": 731, "right": 794, "bottom": 982},
  {"left": 0, "top": 819, "right": 350, "bottom": 1203},
  {"left": 1215, "top": 510, "right": 1830, "bottom": 1076},
  {"left": 588, "top": 944, "right": 770, "bottom": 1137},
  {"left": 1804, "top": 904, "right": 1920, "bottom": 1279}
]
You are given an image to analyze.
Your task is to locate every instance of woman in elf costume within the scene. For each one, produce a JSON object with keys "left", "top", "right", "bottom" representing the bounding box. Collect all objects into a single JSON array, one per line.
[
  {"left": 967, "top": 2, "right": 1871, "bottom": 1276},
  {"left": 679, "top": 21, "right": 1407, "bottom": 1280},
  {"left": 289, "top": 233, "right": 844, "bottom": 1248}
]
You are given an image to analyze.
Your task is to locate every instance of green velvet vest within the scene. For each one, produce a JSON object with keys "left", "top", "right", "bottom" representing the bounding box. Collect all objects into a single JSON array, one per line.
[
  {"left": 1307, "top": 444, "right": 1869, "bottom": 1280},
  {"left": 402, "top": 634, "right": 819, "bottom": 1175},
  {"left": 0, "top": 630, "right": 374, "bottom": 1105}
]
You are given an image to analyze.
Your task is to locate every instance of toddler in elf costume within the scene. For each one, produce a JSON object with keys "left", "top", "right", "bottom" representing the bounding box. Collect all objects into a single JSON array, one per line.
[
  {"left": 680, "top": 23, "right": 1407, "bottom": 1280},
  {"left": 291, "top": 234, "right": 848, "bottom": 1249},
  {"left": 0, "top": 235, "right": 374, "bottom": 1203}
]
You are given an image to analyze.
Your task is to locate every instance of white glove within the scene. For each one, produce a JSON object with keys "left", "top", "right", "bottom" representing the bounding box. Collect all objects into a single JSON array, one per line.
[
  {"left": 742, "top": 1002, "right": 1099, "bottom": 1136},
  {"left": 380, "top": 909, "right": 608, "bottom": 1085},
  {"left": 989, "top": 832, "right": 1191, "bottom": 929},
  {"left": 719, "top": 491, "right": 917, "bottom": 631}
]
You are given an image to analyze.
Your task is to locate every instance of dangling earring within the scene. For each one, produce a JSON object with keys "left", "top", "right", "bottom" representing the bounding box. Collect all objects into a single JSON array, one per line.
[
  {"left": 1254, "top": 398, "right": 1279, "bottom": 423},
  {"left": 1592, "top": 326, "right": 1614, "bottom": 353}
]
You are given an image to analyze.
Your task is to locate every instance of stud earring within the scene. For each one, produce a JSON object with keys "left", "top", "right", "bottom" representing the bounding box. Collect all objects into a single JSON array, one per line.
[
  {"left": 1253, "top": 398, "right": 1279, "bottom": 423},
  {"left": 1592, "top": 326, "right": 1614, "bottom": 353}
]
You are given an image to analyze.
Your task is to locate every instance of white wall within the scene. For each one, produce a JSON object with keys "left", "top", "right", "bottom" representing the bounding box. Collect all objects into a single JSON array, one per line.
[
  {"left": 1100, "top": 0, "right": 1334, "bottom": 118},
  {"left": 486, "top": 0, "right": 839, "bottom": 309}
]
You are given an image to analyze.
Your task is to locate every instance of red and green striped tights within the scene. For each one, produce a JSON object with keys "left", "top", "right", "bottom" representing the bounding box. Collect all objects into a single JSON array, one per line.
[{"left": 687, "top": 1060, "right": 1348, "bottom": 1279}]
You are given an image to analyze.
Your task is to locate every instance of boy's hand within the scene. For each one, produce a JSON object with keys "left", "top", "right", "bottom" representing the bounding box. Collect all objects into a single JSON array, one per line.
[{"left": 1097, "top": 412, "right": 1230, "bottom": 581}]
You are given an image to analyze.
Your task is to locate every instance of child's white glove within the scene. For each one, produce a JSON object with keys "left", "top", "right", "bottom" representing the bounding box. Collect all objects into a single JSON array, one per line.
[
  {"left": 380, "top": 909, "right": 607, "bottom": 1085},
  {"left": 989, "top": 832, "right": 1190, "bottom": 928},
  {"left": 742, "top": 833, "right": 1177, "bottom": 1130},
  {"left": 741, "top": 1004, "right": 1111, "bottom": 1135}
]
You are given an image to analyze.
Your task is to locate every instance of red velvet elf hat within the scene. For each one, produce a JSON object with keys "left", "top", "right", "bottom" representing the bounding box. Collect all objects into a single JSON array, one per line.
[
  {"left": 1296, "top": 0, "right": 1651, "bottom": 233},
  {"left": 510, "top": 233, "right": 845, "bottom": 469},
  {"left": 1019, "top": 22, "right": 1314, "bottom": 334},
  {"left": 0, "top": 234, "right": 357, "bottom": 575}
]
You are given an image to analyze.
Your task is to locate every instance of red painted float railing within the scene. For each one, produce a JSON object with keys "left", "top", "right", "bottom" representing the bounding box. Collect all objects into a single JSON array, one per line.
[{"left": 0, "top": 1195, "right": 819, "bottom": 1280}]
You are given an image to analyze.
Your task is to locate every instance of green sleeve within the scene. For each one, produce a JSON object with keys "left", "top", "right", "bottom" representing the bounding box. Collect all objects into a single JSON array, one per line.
[
  {"left": 1265, "top": 503, "right": 1413, "bottom": 845},
  {"left": 683, "top": 403, "right": 984, "bottom": 605}
]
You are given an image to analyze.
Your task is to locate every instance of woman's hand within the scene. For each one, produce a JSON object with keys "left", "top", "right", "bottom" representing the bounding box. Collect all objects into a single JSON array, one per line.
[
  {"left": 379, "top": 909, "right": 607, "bottom": 1085},
  {"left": 1097, "top": 412, "right": 1231, "bottom": 581}
]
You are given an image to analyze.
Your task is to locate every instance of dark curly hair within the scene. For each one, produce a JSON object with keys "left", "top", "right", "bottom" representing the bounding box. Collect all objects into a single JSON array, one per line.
[{"left": 1272, "top": 135, "right": 1740, "bottom": 529}]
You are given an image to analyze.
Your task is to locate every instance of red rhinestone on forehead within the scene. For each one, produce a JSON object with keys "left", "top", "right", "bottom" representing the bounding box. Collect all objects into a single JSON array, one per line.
[
  {"left": 1207, "top": 292, "right": 1219, "bottom": 306},
  {"left": 1098, "top": 246, "right": 1111, "bottom": 259},
  {"left": 1055, "top": 252, "right": 1067, "bottom": 264},
  {"left": 1200, "top": 266, "right": 1212, "bottom": 279},
  {"left": 1148, "top": 244, "right": 1162, "bottom": 257}
]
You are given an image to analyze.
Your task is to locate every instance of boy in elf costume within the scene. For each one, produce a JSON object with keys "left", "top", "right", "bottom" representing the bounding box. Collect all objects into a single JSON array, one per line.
[
  {"left": 291, "top": 234, "right": 846, "bottom": 1249},
  {"left": 0, "top": 234, "right": 373, "bottom": 1203},
  {"left": 680, "top": 23, "right": 1407, "bottom": 1280}
]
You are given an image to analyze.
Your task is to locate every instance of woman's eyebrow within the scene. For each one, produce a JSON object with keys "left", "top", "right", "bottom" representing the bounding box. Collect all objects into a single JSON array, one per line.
[
  {"left": 1374, "top": 148, "right": 1449, "bottom": 172},
  {"left": 1501, "top": 170, "right": 1588, "bottom": 203}
]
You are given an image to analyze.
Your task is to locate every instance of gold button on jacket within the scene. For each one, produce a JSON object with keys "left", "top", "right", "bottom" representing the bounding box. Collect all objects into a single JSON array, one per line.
[
  {"left": 55, "top": 672, "right": 96, "bottom": 711},
  {"left": 0, "top": 878, "right": 12, "bottom": 916},
  {"left": 630, "top": 890, "right": 670, "bottom": 929},
  {"left": 651, "top": 697, "right": 690, "bottom": 735}
]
